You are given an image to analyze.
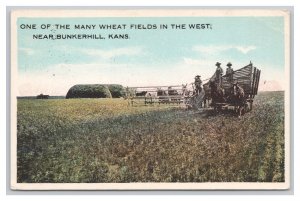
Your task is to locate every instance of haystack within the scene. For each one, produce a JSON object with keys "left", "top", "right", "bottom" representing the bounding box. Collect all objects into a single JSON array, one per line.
[
  {"left": 107, "top": 84, "right": 125, "bottom": 98},
  {"left": 66, "top": 84, "right": 112, "bottom": 99}
]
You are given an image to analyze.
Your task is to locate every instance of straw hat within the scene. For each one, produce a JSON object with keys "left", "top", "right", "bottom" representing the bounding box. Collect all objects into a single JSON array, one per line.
[{"left": 227, "top": 62, "right": 232, "bottom": 67}]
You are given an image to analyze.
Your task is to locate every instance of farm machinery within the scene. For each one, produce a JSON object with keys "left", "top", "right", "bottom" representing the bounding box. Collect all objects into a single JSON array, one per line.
[
  {"left": 202, "top": 62, "right": 261, "bottom": 114},
  {"left": 127, "top": 62, "right": 261, "bottom": 115}
]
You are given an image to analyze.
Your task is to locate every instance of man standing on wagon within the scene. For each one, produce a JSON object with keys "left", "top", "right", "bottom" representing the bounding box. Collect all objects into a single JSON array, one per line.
[
  {"left": 215, "top": 62, "right": 223, "bottom": 86},
  {"left": 194, "top": 75, "right": 202, "bottom": 95},
  {"left": 226, "top": 62, "right": 234, "bottom": 83}
]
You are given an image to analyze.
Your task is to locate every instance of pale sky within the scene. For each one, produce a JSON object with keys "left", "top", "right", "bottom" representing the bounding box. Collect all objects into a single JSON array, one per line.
[{"left": 17, "top": 17, "right": 286, "bottom": 96}]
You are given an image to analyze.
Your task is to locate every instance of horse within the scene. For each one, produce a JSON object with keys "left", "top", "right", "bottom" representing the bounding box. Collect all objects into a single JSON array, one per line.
[
  {"left": 230, "top": 83, "right": 246, "bottom": 117},
  {"left": 209, "top": 80, "right": 226, "bottom": 112},
  {"left": 209, "top": 80, "right": 226, "bottom": 103},
  {"left": 202, "top": 83, "right": 211, "bottom": 108},
  {"left": 167, "top": 87, "right": 179, "bottom": 96},
  {"left": 145, "top": 92, "right": 157, "bottom": 105},
  {"left": 157, "top": 88, "right": 170, "bottom": 104},
  {"left": 181, "top": 84, "right": 193, "bottom": 97},
  {"left": 123, "top": 87, "right": 138, "bottom": 106},
  {"left": 135, "top": 91, "right": 148, "bottom": 96},
  {"left": 181, "top": 84, "right": 192, "bottom": 108}
]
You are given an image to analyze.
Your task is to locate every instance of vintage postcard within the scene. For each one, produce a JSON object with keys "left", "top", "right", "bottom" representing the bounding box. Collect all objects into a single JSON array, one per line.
[{"left": 10, "top": 9, "right": 290, "bottom": 190}]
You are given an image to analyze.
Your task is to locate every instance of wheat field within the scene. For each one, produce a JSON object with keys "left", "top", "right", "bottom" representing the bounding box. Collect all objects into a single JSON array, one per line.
[{"left": 17, "top": 91, "right": 285, "bottom": 183}]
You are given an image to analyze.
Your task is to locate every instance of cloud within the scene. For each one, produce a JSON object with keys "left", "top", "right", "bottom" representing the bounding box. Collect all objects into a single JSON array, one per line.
[
  {"left": 80, "top": 47, "right": 143, "bottom": 59},
  {"left": 17, "top": 58, "right": 284, "bottom": 96},
  {"left": 193, "top": 45, "right": 257, "bottom": 55},
  {"left": 235, "top": 46, "right": 257, "bottom": 54},
  {"left": 19, "top": 47, "right": 34, "bottom": 55}
]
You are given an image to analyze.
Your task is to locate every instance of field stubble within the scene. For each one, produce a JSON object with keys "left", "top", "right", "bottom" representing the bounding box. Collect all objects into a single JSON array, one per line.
[{"left": 17, "top": 91, "right": 285, "bottom": 183}]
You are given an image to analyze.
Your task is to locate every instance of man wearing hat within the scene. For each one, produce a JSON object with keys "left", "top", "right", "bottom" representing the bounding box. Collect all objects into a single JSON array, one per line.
[
  {"left": 215, "top": 62, "right": 223, "bottom": 85},
  {"left": 226, "top": 62, "right": 234, "bottom": 83},
  {"left": 194, "top": 75, "right": 202, "bottom": 95}
]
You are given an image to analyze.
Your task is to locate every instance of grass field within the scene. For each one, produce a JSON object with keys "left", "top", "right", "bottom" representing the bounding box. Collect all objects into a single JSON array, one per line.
[{"left": 17, "top": 91, "right": 285, "bottom": 183}]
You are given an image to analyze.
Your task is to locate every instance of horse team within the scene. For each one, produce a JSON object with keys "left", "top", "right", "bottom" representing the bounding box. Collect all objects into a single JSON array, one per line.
[
  {"left": 134, "top": 86, "right": 185, "bottom": 104},
  {"left": 130, "top": 80, "right": 247, "bottom": 117},
  {"left": 208, "top": 80, "right": 247, "bottom": 116}
]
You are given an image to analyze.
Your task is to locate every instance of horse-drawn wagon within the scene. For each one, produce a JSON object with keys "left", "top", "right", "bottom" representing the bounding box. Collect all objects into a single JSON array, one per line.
[
  {"left": 202, "top": 62, "right": 261, "bottom": 115},
  {"left": 125, "top": 62, "right": 260, "bottom": 116}
]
